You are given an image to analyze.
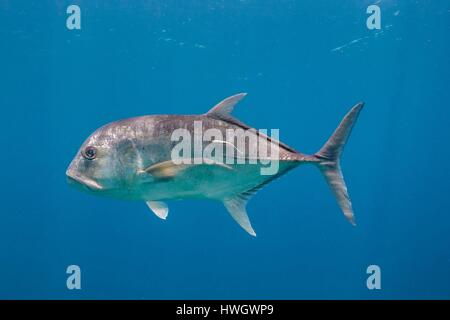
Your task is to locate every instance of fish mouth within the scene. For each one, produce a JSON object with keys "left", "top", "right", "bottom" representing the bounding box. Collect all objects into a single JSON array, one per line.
[{"left": 66, "top": 170, "right": 103, "bottom": 191}]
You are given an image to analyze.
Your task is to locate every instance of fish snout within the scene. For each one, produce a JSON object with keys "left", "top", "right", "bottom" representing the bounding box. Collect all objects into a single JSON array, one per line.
[{"left": 66, "top": 167, "right": 103, "bottom": 191}]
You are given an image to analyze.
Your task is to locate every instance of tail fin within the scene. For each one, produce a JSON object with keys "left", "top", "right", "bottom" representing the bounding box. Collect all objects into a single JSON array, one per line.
[{"left": 314, "top": 102, "right": 364, "bottom": 225}]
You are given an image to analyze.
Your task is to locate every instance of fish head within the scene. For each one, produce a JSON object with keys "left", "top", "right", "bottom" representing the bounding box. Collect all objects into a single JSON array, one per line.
[{"left": 66, "top": 123, "right": 139, "bottom": 195}]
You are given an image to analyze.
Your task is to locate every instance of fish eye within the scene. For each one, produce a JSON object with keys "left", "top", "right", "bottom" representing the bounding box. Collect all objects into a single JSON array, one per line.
[{"left": 82, "top": 146, "right": 97, "bottom": 160}]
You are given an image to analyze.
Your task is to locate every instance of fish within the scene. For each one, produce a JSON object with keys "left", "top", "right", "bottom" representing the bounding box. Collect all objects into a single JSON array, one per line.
[{"left": 66, "top": 93, "right": 364, "bottom": 236}]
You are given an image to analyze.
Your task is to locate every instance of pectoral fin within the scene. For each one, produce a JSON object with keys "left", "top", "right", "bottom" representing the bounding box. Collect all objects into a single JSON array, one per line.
[
  {"left": 146, "top": 201, "right": 169, "bottom": 220},
  {"left": 223, "top": 195, "right": 256, "bottom": 237},
  {"left": 143, "top": 159, "right": 232, "bottom": 179},
  {"left": 143, "top": 160, "right": 184, "bottom": 178}
]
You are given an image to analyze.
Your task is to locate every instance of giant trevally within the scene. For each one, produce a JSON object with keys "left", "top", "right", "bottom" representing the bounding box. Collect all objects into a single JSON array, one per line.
[{"left": 66, "top": 93, "right": 363, "bottom": 236}]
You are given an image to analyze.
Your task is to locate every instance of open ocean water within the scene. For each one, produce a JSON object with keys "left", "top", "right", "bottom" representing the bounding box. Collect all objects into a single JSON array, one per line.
[{"left": 0, "top": 1, "right": 449, "bottom": 299}]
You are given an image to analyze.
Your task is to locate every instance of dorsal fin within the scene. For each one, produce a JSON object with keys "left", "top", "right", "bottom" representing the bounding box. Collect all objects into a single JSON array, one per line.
[
  {"left": 206, "top": 93, "right": 299, "bottom": 154},
  {"left": 206, "top": 93, "right": 247, "bottom": 119}
]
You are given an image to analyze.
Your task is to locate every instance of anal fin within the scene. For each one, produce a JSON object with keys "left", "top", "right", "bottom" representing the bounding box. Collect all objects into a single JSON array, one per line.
[{"left": 223, "top": 195, "right": 256, "bottom": 237}]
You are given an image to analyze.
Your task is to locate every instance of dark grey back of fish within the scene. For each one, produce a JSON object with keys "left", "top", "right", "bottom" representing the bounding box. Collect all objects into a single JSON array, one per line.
[{"left": 103, "top": 113, "right": 300, "bottom": 168}]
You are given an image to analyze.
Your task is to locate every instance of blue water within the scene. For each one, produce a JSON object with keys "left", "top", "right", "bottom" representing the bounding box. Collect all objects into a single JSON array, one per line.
[{"left": 1, "top": 1, "right": 449, "bottom": 299}]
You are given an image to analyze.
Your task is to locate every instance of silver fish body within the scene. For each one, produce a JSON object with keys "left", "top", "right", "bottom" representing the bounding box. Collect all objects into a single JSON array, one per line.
[{"left": 67, "top": 93, "right": 363, "bottom": 236}]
